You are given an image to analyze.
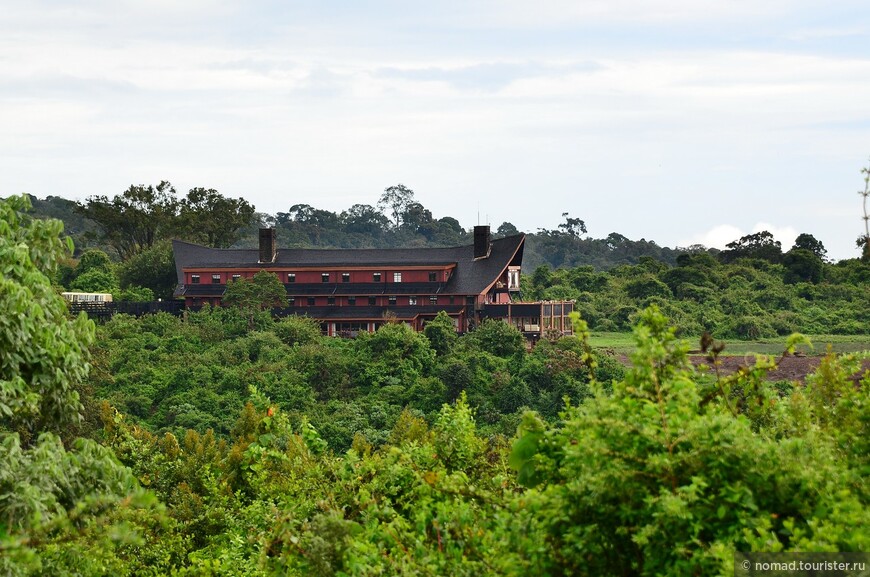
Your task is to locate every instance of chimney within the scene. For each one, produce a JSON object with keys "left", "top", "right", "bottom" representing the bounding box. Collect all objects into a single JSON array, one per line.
[
  {"left": 473, "top": 225, "right": 491, "bottom": 259},
  {"left": 259, "top": 228, "right": 277, "bottom": 263}
]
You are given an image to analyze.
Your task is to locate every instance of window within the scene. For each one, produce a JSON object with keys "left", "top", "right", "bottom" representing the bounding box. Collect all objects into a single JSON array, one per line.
[
  {"left": 287, "top": 273, "right": 296, "bottom": 283},
  {"left": 308, "top": 297, "right": 316, "bottom": 306},
  {"left": 429, "top": 295, "right": 438, "bottom": 305},
  {"left": 368, "top": 296, "right": 376, "bottom": 305},
  {"left": 321, "top": 273, "right": 330, "bottom": 283},
  {"left": 288, "top": 296, "right": 295, "bottom": 306},
  {"left": 191, "top": 274, "right": 200, "bottom": 284},
  {"left": 348, "top": 296, "right": 356, "bottom": 305},
  {"left": 212, "top": 274, "right": 221, "bottom": 284},
  {"left": 232, "top": 274, "right": 241, "bottom": 281},
  {"left": 393, "top": 272, "right": 402, "bottom": 283},
  {"left": 342, "top": 273, "right": 350, "bottom": 283},
  {"left": 388, "top": 296, "right": 397, "bottom": 305},
  {"left": 408, "top": 296, "right": 417, "bottom": 306},
  {"left": 327, "top": 297, "right": 335, "bottom": 306},
  {"left": 449, "top": 296, "right": 455, "bottom": 304},
  {"left": 429, "top": 272, "right": 437, "bottom": 282},
  {"left": 373, "top": 272, "right": 381, "bottom": 282}
]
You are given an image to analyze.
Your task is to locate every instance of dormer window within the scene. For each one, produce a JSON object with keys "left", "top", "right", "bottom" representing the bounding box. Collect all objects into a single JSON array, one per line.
[
  {"left": 321, "top": 273, "right": 330, "bottom": 283},
  {"left": 287, "top": 273, "right": 296, "bottom": 283},
  {"left": 211, "top": 274, "right": 221, "bottom": 284},
  {"left": 342, "top": 273, "right": 350, "bottom": 283},
  {"left": 373, "top": 272, "right": 381, "bottom": 282},
  {"left": 191, "top": 274, "right": 200, "bottom": 284}
]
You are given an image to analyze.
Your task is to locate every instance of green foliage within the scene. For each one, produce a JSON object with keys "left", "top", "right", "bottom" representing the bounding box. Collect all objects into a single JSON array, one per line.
[
  {"left": 509, "top": 306, "right": 869, "bottom": 575},
  {"left": 1, "top": 195, "right": 95, "bottom": 438},
  {"left": 273, "top": 315, "right": 323, "bottom": 347},
  {"left": 223, "top": 270, "right": 286, "bottom": 311},
  {"left": 0, "top": 195, "right": 162, "bottom": 576},
  {"left": 118, "top": 285, "right": 155, "bottom": 302},
  {"left": 69, "top": 268, "right": 120, "bottom": 293},
  {"left": 75, "top": 249, "right": 113, "bottom": 274},
  {"left": 116, "top": 240, "right": 176, "bottom": 299},
  {"left": 465, "top": 318, "right": 525, "bottom": 358},
  {"left": 423, "top": 310, "right": 457, "bottom": 356},
  {"left": 76, "top": 181, "right": 179, "bottom": 260},
  {"left": 177, "top": 187, "right": 256, "bottom": 248}
]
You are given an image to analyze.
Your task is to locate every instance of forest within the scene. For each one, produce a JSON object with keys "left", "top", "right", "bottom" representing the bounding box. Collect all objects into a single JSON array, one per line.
[{"left": 2, "top": 191, "right": 868, "bottom": 575}]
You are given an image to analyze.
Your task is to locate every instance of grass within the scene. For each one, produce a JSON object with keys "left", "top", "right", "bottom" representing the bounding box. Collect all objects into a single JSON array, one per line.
[{"left": 588, "top": 332, "right": 870, "bottom": 357}]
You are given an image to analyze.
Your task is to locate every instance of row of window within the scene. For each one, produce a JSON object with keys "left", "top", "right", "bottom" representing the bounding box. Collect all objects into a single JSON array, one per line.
[
  {"left": 191, "top": 274, "right": 242, "bottom": 284},
  {"left": 288, "top": 295, "right": 463, "bottom": 306},
  {"left": 191, "top": 271, "right": 442, "bottom": 284},
  {"left": 292, "top": 271, "right": 440, "bottom": 284}
]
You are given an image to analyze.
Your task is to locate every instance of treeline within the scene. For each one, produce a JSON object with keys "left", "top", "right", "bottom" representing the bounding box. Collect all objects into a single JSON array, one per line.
[
  {"left": 3, "top": 192, "right": 868, "bottom": 574},
  {"left": 24, "top": 184, "right": 698, "bottom": 272},
  {"left": 89, "top": 309, "right": 623, "bottom": 449},
  {"left": 527, "top": 232, "right": 870, "bottom": 338}
]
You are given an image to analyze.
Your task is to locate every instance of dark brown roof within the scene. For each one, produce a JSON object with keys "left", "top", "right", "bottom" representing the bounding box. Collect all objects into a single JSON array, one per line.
[{"left": 173, "top": 234, "right": 524, "bottom": 297}]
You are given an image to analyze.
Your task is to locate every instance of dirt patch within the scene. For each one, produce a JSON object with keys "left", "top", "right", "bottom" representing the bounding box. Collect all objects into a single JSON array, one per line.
[{"left": 617, "top": 354, "right": 870, "bottom": 383}]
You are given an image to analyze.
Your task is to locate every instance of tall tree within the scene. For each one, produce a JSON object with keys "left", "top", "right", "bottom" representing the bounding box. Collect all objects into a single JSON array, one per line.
[
  {"left": 340, "top": 204, "right": 389, "bottom": 236},
  {"left": 719, "top": 230, "right": 782, "bottom": 263},
  {"left": 76, "top": 181, "right": 179, "bottom": 259},
  {"left": 378, "top": 183, "right": 415, "bottom": 229},
  {"left": 791, "top": 233, "right": 827, "bottom": 261},
  {"left": 177, "top": 187, "right": 255, "bottom": 248},
  {"left": 558, "top": 212, "right": 587, "bottom": 237}
]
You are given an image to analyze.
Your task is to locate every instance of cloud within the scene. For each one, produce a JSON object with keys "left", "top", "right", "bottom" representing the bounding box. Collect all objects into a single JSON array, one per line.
[
  {"left": 680, "top": 222, "right": 798, "bottom": 250},
  {"left": 376, "top": 61, "right": 601, "bottom": 92}
]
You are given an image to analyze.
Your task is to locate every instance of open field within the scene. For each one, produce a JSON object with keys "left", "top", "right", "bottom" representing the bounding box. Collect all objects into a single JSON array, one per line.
[
  {"left": 589, "top": 332, "right": 870, "bottom": 357},
  {"left": 590, "top": 332, "right": 870, "bottom": 382}
]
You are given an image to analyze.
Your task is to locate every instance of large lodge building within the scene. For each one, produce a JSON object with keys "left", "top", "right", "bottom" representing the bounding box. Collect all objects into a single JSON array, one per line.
[{"left": 173, "top": 226, "right": 574, "bottom": 337}]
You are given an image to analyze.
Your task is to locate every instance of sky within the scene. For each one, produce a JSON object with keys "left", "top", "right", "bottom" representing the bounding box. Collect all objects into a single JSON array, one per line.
[{"left": 1, "top": 1, "right": 869, "bottom": 260}]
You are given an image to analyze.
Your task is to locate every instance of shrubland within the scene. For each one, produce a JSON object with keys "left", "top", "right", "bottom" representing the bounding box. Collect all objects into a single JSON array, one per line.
[{"left": 3, "top": 194, "right": 868, "bottom": 575}]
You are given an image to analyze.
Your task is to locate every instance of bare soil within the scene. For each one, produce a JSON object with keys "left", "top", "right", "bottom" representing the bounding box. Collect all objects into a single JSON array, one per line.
[{"left": 618, "top": 354, "right": 870, "bottom": 383}]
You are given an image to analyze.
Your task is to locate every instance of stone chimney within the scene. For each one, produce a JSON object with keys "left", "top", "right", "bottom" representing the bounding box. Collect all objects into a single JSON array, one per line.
[
  {"left": 259, "top": 228, "right": 277, "bottom": 263},
  {"left": 473, "top": 225, "right": 491, "bottom": 259}
]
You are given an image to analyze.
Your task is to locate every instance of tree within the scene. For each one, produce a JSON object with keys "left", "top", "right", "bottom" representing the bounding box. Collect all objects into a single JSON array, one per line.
[
  {"left": 340, "top": 204, "right": 389, "bottom": 236},
  {"left": 423, "top": 310, "right": 457, "bottom": 356},
  {"left": 0, "top": 195, "right": 158, "bottom": 575},
  {"left": 76, "top": 181, "right": 179, "bottom": 259},
  {"left": 495, "top": 222, "right": 519, "bottom": 237},
  {"left": 401, "top": 201, "right": 434, "bottom": 234},
  {"left": 465, "top": 319, "right": 525, "bottom": 358},
  {"left": 116, "top": 240, "right": 177, "bottom": 300},
  {"left": 69, "top": 268, "right": 120, "bottom": 293},
  {"left": 177, "top": 187, "right": 255, "bottom": 248},
  {"left": 1, "top": 195, "right": 95, "bottom": 438},
  {"left": 791, "top": 233, "right": 827, "bottom": 261},
  {"left": 223, "top": 270, "right": 287, "bottom": 329},
  {"left": 378, "top": 184, "right": 415, "bottom": 229},
  {"left": 557, "top": 212, "right": 586, "bottom": 237},
  {"left": 509, "top": 307, "right": 869, "bottom": 575},
  {"left": 76, "top": 248, "right": 113, "bottom": 274},
  {"left": 782, "top": 248, "right": 824, "bottom": 284},
  {"left": 719, "top": 230, "right": 782, "bottom": 263}
]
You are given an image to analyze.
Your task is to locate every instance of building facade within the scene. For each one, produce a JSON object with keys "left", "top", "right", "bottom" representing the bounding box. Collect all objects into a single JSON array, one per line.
[{"left": 173, "top": 226, "right": 573, "bottom": 337}]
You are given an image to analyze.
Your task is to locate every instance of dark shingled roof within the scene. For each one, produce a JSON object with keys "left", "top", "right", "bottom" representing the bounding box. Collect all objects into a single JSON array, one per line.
[{"left": 173, "top": 234, "right": 524, "bottom": 297}]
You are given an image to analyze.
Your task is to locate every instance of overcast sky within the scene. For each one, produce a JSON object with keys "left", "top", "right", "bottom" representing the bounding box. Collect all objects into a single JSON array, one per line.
[{"left": 2, "top": 1, "right": 868, "bottom": 260}]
